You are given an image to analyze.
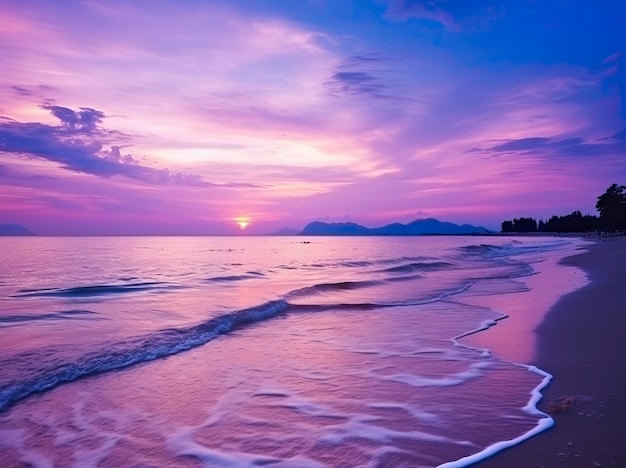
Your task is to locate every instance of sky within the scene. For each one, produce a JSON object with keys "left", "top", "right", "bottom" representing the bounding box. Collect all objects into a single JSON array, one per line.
[{"left": 1, "top": 0, "right": 625, "bottom": 235}]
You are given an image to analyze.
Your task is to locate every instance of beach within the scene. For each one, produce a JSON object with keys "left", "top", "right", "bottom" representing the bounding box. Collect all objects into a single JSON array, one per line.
[{"left": 475, "top": 236, "right": 626, "bottom": 467}]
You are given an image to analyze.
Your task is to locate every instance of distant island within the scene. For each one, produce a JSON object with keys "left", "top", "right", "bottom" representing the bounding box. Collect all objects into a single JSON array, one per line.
[
  {"left": 298, "top": 218, "right": 488, "bottom": 236},
  {"left": 0, "top": 224, "right": 34, "bottom": 236}
]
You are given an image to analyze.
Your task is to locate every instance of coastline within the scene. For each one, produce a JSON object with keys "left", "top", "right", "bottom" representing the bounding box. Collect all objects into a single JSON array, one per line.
[{"left": 474, "top": 236, "right": 626, "bottom": 467}]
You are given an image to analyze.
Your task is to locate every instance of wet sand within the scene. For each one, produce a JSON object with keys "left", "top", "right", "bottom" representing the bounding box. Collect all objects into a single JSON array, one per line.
[{"left": 475, "top": 237, "right": 626, "bottom": 467}]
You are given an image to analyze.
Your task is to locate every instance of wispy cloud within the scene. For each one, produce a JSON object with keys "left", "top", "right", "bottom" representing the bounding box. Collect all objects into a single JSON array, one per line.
[
  {"left": 383, "top": 0, "right": 505, "bottom": 31},
  {"left": 476, "top": 130, "right": 626, "bottom": 159},
  {"left": 325, "top": 71, "right": 387, "bottom": 97},
  {"left": 11, "top": 86, "right": 36, "bottom": 97},
  {"left": 324, "top": 54, "right": 407, "bottom": 99}
]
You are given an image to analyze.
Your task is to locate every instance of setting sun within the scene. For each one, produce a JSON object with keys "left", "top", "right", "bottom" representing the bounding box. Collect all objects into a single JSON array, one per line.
[{"left": 235, "top": 217, "right": 250, "bottom": 230}]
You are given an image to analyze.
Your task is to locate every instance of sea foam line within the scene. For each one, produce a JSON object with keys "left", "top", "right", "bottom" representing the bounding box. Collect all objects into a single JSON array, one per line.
[
  {"left": 0, "top": 300, "right": 288, "bottom": 412},
  {"left": 437, "top": 366, "right": 553, "bottom": 468},
  {"left": 437, "top": 302, "right": 554, "bottom": 467}
]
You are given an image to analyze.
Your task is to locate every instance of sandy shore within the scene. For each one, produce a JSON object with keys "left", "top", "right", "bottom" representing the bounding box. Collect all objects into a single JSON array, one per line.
[{"left": 474, "top": 237, "right": 626, "bottom": 467}]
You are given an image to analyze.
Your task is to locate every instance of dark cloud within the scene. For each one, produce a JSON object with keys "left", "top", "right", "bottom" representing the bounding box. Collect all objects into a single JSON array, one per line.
[
  {"left": 490, "top": 137, "right": 586, "bottom": 152},
  {"left": 490, "top": 137, "right": 550, "bottom": 152},
  {"left": 324, "top": 54, "right": 401, "bottom": 98},
  {"left": 549, "top": 137, "right": 585, "bottom": 147},
  {"left": 341, "top": 54, "right": 391, "bottom": 68},
  {"left": 0, "top": 105, "right": 259, "bottom": 188},
  {"left": 323, "top": 53, "right": 410, "bottom": 100},
  {"left": 41, "top": 105, "right": 105, "bottom": 134},
  {"left": 481, "top": 131, "right": 626, "bottom": 158},
  {"left": 9, "top": 85, "right": 57, "bottom": 101},
  {"left": 325, "top": 71, "right": 387, "bottom": 97},
  {"left": 12, "top": 86, "right": 36, "bottom": 97}
]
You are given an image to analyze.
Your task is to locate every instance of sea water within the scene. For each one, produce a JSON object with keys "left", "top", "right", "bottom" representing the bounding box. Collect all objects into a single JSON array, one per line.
[{"left": 0, "top": 235, "right": 585, "bottom": 467}]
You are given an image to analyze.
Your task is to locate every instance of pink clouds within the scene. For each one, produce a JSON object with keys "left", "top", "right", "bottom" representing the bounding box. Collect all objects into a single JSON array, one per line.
[{"left": 0, "top": 0, "right": 625, "bottom": 234}]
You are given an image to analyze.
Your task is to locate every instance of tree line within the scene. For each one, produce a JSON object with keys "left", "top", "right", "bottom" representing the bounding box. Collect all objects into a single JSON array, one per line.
[{"left": 501, "top": 184, "right": 626, "bottom": 233}]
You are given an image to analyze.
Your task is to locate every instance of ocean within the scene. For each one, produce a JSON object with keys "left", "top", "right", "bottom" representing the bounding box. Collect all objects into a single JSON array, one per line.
[{"left": 0, "top": 235, "right": 586, "bottom": 467}]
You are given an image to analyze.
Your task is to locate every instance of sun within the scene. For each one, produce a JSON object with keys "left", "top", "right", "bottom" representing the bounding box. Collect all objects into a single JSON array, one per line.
[{"left": 235, "top": 217, "right": 250, "bottom": 230}]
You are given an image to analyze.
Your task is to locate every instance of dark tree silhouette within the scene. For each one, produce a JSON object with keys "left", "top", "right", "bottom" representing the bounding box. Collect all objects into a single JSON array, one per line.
[
  {"left": 500, "top": 217, "right": 537, "bottom": 233},
  {"left": 539, "top": 211, "right": 600, "bottom": 233},
  {"left": 501, "top": 220, "right": 514, "bottom": 233},
  {"left": 514, "top": 217, "right": 538, "bottom": 232},
  {"left": 538, "top": 219, "right": 546, "bottom": 231},
  {"left": 500, "top": 183, "right": 624, "bottom": 233},
  {"left": 596, "top": 184, "right": 626, "bottom": 231}
]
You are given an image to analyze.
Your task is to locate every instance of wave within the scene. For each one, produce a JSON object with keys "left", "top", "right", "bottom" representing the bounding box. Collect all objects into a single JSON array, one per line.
[
  {"left": 284, "top": 280, "right": 382, "bottom": 301},
  {"left": 461, "top": 244, "right": 510, "bottom": 255},
  {"left": 303, "top": 256, "right": 432, "bottom": 270},
  {"left": 12, "top": 281, "right": 183, "bottom": 298},
  {"left": 379, "top": 261, "right": 453, "bottom": 274},
  {"left": 0, "top": 272, "right": 467, "bottom": 411},
  {"left": 0, "top": 244, "right": 545, "bottom": 413},
  {"left": 0, "top": 300, "right": 287, "bottom": 412},
  {"left": 0, "top": 309, "right": 100, "bottom": 325},
  {"left": 461, "top": 240, "right": 571, "bottom": 258},
  {"left": 205, "top": 272, "right": 264, "bottom": 282},
  {"left": 287, "top": 302, "right": 389, "bottom": 313}
]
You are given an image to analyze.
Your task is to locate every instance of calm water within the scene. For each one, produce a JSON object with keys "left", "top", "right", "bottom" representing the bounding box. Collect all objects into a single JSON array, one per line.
[{"left": 0, "top": 236, "right": 581, "bottom": 467}]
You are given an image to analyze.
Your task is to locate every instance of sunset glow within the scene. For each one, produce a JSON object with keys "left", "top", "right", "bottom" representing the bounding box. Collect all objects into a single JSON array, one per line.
[{"left": 0, "top": 0, "right": 624, "bottom": 235}]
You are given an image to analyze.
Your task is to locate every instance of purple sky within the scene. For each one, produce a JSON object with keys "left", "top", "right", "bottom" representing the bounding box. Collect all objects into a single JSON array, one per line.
[{"left": 1, "top": 0, "right": 625, "bottom": 234}]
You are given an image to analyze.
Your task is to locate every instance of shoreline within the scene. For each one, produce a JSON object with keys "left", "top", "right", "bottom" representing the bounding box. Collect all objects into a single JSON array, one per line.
[{"left": 474, "top": 237, "right": 626, "bottom": 467}]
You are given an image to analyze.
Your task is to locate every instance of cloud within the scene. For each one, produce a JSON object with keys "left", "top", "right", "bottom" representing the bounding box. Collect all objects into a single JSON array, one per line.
[
  {"left": 490, "top": 137, "right": 550, "bottom": 152},
  {"left": 11, "top": 86, "right": 36, "bottom": 97},
  {"left": 0, "top": 104, "right": 260, "bottom": 188},
  {"left": 384, "top": 0, "right": 504, "bottom": 31},
  {"left": 341, "top": 54, "right": 392, "bottom": 68},
  {"left": 7, "top": 85, "right": 57, "bottom": 105},
  {"left": 385, "top": 0, "right": 456, "bottom": 28},
  {"left": 481, "top": 131, "right": 626, "bottom": 158},
  {"left": 324, "top": 54, "right": 399, "bottom": 99},
  {"left": 41, "top": 105, "right": 104, "bottom": 134},
  {"left": 325, "top": 71, "right": 387, "bottom": 97}
]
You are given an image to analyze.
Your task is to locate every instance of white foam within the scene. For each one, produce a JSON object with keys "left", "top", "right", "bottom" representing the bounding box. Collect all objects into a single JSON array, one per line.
[
  {"left": 319, "top": 414, "right": 473, "bottom": 447},
  {"left": 167, "top": 402, "right": 326, "bottom": 468},
  {"left": 170, "top": 437, "right": 325, "bottom": 468},
  {"left": 369, "top": 360, "right": 492, "bottom": 388},
  {"left": 253, "top": 386, "right": 350, "bottom": 421},
  {"left": 367, "top": 402, "right": 440, "bottom": 424},
  {"left": 437, "top": 366, "right": 554, "bottom": 467}
]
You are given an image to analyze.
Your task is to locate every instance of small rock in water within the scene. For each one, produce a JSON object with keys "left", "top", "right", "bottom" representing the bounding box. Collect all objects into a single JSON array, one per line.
[
  {"left": 592, "top": 461, "right": 601, "bottom": 467},
  {"left": 567, "top": 441, "right": 574, "bottom": 446}
]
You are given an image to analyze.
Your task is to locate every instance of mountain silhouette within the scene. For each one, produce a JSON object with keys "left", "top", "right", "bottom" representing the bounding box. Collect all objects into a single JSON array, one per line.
[{"left": 300, "top": 218, "right": 488, "bottom": 236}]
